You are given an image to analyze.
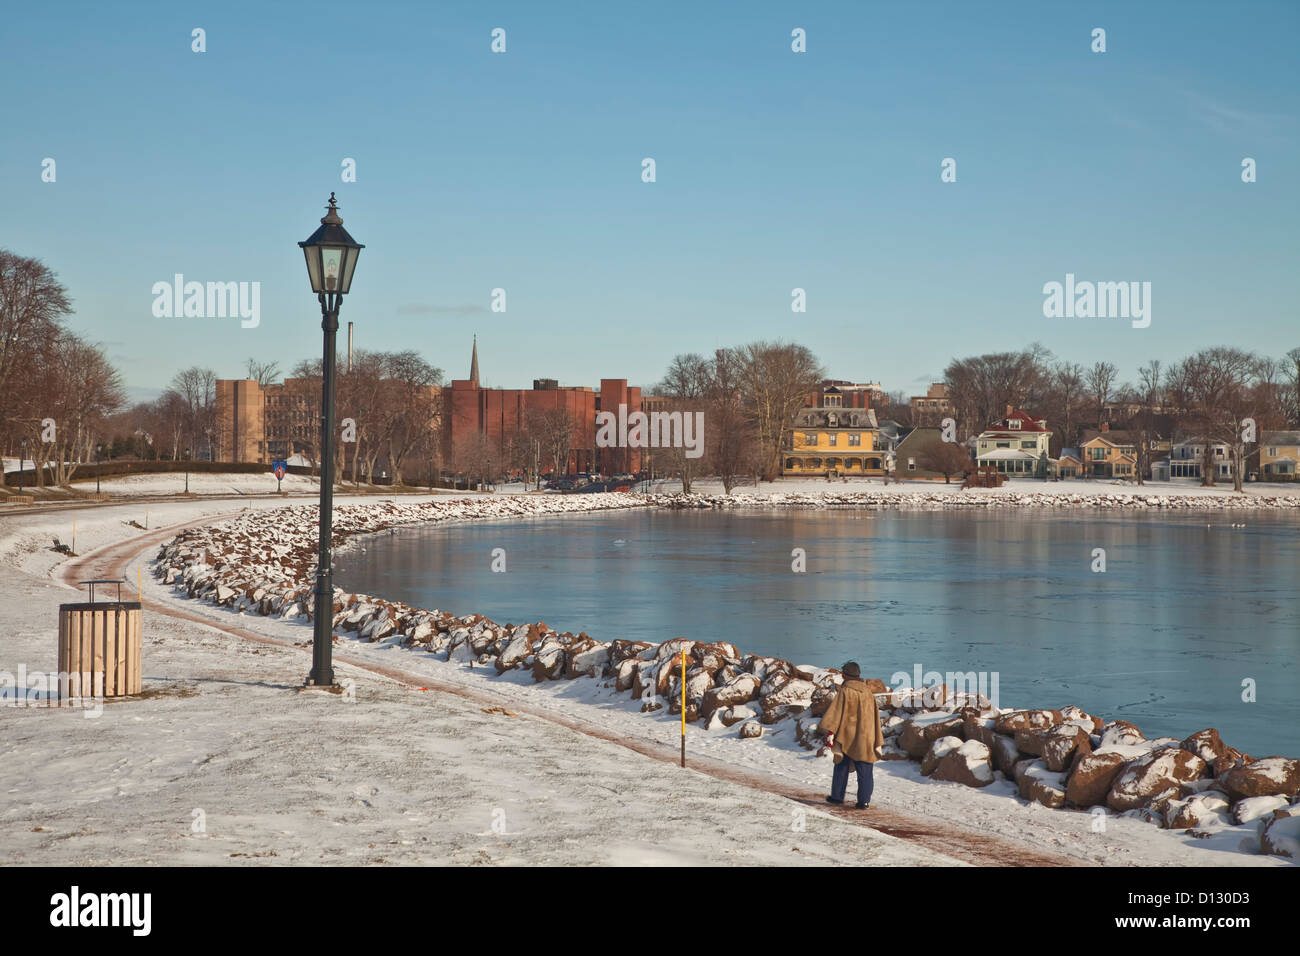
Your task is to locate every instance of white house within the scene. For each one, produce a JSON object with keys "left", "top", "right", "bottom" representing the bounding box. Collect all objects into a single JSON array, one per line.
[
  {"left": 975, "top": 407, "right": 1052, "bottom": 477},
  {"left": 1169, "top": 439, "right": 1233, "bottom": 480}
]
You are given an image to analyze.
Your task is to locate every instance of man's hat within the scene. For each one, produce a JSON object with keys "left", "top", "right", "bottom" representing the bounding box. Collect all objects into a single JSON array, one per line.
[{"left": 841, "top": 661, "right": 861, "bottom": 679}]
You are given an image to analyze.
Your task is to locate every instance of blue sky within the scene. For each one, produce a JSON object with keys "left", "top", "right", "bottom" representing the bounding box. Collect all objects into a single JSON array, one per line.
[{"left": 2, "top": 0, "right": 1296, "bottom": 401}]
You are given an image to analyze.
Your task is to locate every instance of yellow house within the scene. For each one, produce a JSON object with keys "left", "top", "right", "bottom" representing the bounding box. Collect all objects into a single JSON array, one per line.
[
  {"left": 783, "top": 390, "right": 886, "bottom": 477},
  {"left": 1260, "top": 431, "right": 1300, "bottom": 478},
  {"left": 1080, "top": 435, "right": 1137, "bottom": 478}
]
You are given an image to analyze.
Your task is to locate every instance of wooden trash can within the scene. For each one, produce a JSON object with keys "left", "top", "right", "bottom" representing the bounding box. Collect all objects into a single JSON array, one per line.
[{"left": 58, "top": 579, "right": 142, "bottom": 701}]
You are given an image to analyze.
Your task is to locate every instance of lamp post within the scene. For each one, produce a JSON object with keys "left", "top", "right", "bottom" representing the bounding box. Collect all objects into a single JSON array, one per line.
[
  {"left": 184, "top": 446, "right": 190, "bottom": 494},
  {"left": 299, "top": 192, "right": 364, "bottom": 688},
  {"left": 95, "top": 443, "right": 103, "bottom": 494},
  {"left": 18, "top": 437, "right": 26, "bottom": 493}
]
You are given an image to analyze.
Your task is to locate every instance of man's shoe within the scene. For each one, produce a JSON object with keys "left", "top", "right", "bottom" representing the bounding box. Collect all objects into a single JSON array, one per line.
[
  {"left": 854, "top": 803, "right": 870, "bottom": 809},
  {"left": 825, "top": 796, "right": 844, "bottom": 805}
]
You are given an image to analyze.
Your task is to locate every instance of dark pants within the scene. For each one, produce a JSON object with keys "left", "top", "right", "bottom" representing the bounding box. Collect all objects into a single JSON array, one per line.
[{"left": 831, "top": 756, "right": 874, "bottom": 805}]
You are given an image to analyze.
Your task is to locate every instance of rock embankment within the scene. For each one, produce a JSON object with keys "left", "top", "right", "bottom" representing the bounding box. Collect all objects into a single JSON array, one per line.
[
  {"left": 154, "top": 495, "right": 1299, "bottom": 861},
  {"left": 659, "top": 490, "right": 1300, "bottom": 511}
]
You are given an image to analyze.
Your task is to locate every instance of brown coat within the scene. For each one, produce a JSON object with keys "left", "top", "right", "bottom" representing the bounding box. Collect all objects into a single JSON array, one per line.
[{"left": 818, "top": 678, "right": 884, "bottom": 763}]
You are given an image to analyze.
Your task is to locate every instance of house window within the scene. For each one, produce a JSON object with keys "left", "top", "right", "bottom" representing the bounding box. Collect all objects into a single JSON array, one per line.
[
  {"left": 1008, "top": 420, "right": 1021, "bottom": 430},
  {"left": 996, "top": 441, "right": 1011, "bottom": 449},
  {"left": 803, "top": 433, "right": 817, "bottom": 446},
  {"left": 848, "top": 433, "right": 861, "bottom": 446},
  {"left": 908, "top": 457, "right": 916, "bottom": 471},
  {"left": 1268, "top": 447, "right": 1277, "bottom": 456},
  {"left": 1020, "top": 440, "right": 1036, "bottom": 449},
  {"left": 828, "top": 433, "right": 837, "bottom": 447},
  {"left": 1091, "top": 447, "right": 1105, "bottom": 460}
]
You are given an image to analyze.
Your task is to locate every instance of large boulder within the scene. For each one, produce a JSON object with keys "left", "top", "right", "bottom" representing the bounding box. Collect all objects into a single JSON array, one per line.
[
  {"left": 1017, "top": 761, "right": 1067, "bottom": 808},
  {"left": 1060, "top": 705, "right": 1104, "bottom": 735},
  {"left": 899, "top": 713, "right": 965, "bottom": 759},
  {"left": 566, "top": 641, "right": 611, "bottom": 679},
  {"left": 693, "top": 641, "right": 740, "bottom": 672},
  {"left": 531, "top": 644, "right": 565, "bottom": 681},
  {"left": 989, "top": 735, "right": 1022, "bottom": 777},
  {"left": 1107, "top": 749, "right": 1207, "bottom": 812},
  {"left": 739, "top": 719, "right": 763, "bottom": 739},
  {"left": 701, "top": 673, "right": 761, "bottom": 722},
  {"left": 1231, "top": 795, "right": 1290, "bottom": 825},
  {"left": 494, "top": 627, "right": 534, "bottom": 673},
  {"left": 614, "top": 657, "right": 640, "bottom": 692},
  {"left": 1163, "top": 793, "right": 1230, "bottom": 830},
  {"left": 610, "top": 639, "right": 653, "bottom": 666},
  {"left": 1098, "top": 720, "right": 1146, "bottom": 749},
  {"left": 655, "top": 638, "right": 696, "bottom": 662},
  {"left": 1180, "top": 728, "right": 1230, "bottom": 766},
  {"left": 760, "top": 678, "right": 815, "bottom": 724},
  {"left": 933, "top": 740, "right": 995, "bottom": 788},
  {"left": 1218, "top": 757, "right": 1300, "bottom": 800},
  {"left": 1260, "top": 814, "right": 1300, "bottom": 859},
  {"left": 1040, "top": 724, "right": 1093, "bottom": 773},
  {"left": 668, "top": 669, "right": 714, "bottom": 722},
  {"left": 962, "top": 715, "right": 998, "bottom": 749},
  {"left": 1066, "top": 751, "right": 1128, "bottom": 808},
  {"left": 921, "top": 736, "right": 964, "bottom": 776},
  {"left": 810, "top": 685, "right": 838, "bottom": 718},
  {"left": 994, "top": 709, "right": 1064, "bottom": 734},
  {"left": 719, "top": 704, "right": 758, "bottom": 727}
]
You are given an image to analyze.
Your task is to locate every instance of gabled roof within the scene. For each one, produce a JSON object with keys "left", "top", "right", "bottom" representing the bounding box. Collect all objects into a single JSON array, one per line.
[
  {"left": 981, "top": 408, "right": 1049, "bottom": 434},
  {"left": 1262, "top": 431, "right": 1300, "bottom": 446}
]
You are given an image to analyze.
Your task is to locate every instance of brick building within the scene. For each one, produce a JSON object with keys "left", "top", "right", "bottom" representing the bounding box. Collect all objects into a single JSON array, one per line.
[{"left": 439, "top": 338, "right": 645, "bottom": 475}]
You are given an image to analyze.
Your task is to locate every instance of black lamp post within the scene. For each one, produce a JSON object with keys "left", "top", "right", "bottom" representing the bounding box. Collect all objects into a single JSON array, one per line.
[
  {"left": 95, "top": 443, "right": 103, "bottom": 493},
  {"left": 18, "top": 437, "right": 26, "bottom": 493},
  {"left": 184, "top": 446, "right": 190, "bottom": 493},
  {"left": 299, "top": 192, "right": 364, "bottom": 688}
]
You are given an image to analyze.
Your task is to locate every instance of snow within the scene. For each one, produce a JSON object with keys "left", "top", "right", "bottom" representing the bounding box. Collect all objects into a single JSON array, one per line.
[{"left": 1, "top": 494, "right": 1294, "bottom": 866}]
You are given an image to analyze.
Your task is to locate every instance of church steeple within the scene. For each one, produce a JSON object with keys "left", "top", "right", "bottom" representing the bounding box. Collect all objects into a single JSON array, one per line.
[{"left": 469, "top": 335, "right": 480, "bottom": 385}]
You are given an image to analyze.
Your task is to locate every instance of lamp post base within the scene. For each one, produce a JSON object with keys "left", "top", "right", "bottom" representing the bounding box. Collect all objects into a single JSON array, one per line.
[{"left": 299, "top": 679, "right": 344, "bottom": 693}]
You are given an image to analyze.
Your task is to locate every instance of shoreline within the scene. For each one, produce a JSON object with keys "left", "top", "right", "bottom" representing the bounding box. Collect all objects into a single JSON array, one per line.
[{"left": 151, "top": 494, "right": 1300, "bottom": 861}]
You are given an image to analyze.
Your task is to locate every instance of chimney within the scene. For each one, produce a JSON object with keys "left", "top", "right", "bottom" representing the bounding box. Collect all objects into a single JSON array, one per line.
[
  {"left": 1101, "top": 422, "right": 1109, "bottom": 433},
  {"left": 1005, "top": 404, "right": 1013, "bottom": 418}
]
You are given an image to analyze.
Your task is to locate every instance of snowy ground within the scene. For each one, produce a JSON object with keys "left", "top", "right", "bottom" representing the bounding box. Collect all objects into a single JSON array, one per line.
[
  {"left": 0, "top": 497, "right": 953, "bottom": 866},
  {"left": 2, "top": 498, "right": 1291, "bottom": 865}
]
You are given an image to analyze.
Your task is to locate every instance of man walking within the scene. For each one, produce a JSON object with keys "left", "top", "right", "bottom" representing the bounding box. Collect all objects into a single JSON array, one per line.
[{"left": 819, "top": 661, "right": 884, "bottom": 809}]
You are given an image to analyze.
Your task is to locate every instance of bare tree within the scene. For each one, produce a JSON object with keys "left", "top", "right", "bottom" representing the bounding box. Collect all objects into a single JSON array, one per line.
[
  {"left": 527, "top": 407, "right": 575, "bottom": 477},
  {"left": 1167, "top": 348, "right": 1260, "bottom": 491},
  {"left": 244, "top": 357, "right": 281, "bottom": 386},
  {"left": 735, "top": 341, "right": 824, "bottom": 481},
  {"left": 1133, "top": 359, "right": 1162, "bottom": 486},
  {"left": 1086, "top": 361, "right": 1118, "bottom": 427},
  {"left": 915, "top": 438, "right": 971, "bottom": 483},
  {"left": 0, "top": 251, "right": 74, "bottom": 454}
]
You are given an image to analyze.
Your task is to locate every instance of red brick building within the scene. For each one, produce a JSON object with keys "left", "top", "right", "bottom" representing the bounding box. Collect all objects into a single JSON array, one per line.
[{"left": 439, "top": 338, "right": 645, "bottom": 476}]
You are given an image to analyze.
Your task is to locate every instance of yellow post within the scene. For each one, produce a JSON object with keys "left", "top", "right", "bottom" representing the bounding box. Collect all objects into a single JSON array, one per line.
[{"left": 680, "top": 648, "right": 686, "bottom": 768}]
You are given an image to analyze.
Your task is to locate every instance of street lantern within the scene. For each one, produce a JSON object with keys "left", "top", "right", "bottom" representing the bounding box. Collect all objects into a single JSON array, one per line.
[
  {"left": 299, "top": 193, "right": 364, "bottom": 688},
  {"left": 299, "top": 193, "right": 364, "bottom": 295}
]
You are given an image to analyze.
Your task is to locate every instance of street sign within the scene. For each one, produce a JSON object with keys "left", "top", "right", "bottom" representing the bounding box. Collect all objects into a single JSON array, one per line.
[{"left": 272, "top": 459, "right": 287, "bottom": 491}]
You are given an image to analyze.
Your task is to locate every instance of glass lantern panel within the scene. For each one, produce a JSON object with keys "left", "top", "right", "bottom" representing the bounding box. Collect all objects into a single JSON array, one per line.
[{"left": 322, "top": 248, "right": 344, "bottom": 291}]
